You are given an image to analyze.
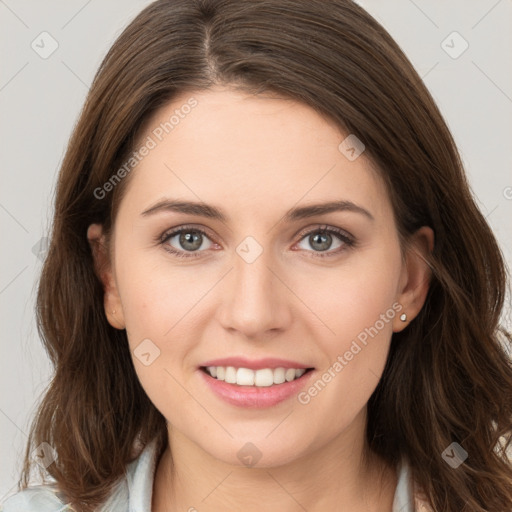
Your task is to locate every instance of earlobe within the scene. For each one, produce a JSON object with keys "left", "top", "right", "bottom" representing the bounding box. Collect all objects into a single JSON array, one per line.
[
  {"left": 104, "top": 303, "right": 126, "bottom": 330},
  {"left": 393, "top": 226, "right": 434, "bottom": 332},
  {"left": 87, "top": 223, "right": 126, "bottom": 330}
]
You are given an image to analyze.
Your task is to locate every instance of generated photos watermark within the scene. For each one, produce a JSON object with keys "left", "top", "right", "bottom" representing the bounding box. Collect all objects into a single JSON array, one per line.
[
  {"left": 297, "top": 302, "right": 403, "bottom": 405},
  {"left": 93, "top": 97, "right": 198, "bottom": 200}
]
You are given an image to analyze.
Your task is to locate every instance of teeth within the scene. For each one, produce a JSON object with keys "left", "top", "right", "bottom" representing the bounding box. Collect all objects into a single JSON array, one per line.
[
  {"left": 225, "top": 366, "right": 237, "bottom": 384},
  {"left": 237, "top": 367, "right": 255, "bottom": 386},
  {"left": 273, "top": 367, "right": 285, "bottom": 384},
  {"left": 205, "top": 366, "right": 309, "bottom": 386},
  {"left": 216, "top": 366, "right": 225, "bottom": 380},
  {"left": 254, "top": 368, "right": 274, "bottom": 387},
  {"left": 285, "top": 368, "right": 296, "bottom": 382}
]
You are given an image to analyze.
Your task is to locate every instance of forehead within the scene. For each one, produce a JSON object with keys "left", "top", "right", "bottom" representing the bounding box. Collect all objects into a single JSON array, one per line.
[{"left": 120, "top": 87, "right": 391, "bottom": 224}]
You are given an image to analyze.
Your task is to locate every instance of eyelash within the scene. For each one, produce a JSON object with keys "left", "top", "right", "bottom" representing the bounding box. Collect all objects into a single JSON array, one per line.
[{"left": 158, "top": 224, "right": 356, "bottom": 259}]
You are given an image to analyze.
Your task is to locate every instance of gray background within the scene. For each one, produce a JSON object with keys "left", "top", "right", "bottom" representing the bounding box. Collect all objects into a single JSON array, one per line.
[{"left": 1, "top": 0, "right": 511, "bottom": 500}]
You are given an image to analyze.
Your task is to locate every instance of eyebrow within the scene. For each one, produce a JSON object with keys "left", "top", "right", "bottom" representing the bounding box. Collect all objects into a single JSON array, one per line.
[{"left": 140, "top": 198, "right": 374, "bottom": 222}]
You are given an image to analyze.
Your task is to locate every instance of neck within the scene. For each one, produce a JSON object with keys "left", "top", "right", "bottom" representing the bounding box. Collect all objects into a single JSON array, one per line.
[{"left": 152, "top": 409, "right": 397, "bottom": 512}]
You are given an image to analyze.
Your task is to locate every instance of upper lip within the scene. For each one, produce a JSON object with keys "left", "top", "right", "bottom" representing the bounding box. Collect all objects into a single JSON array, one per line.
[{"left": 200, "top": 357, "right": 314, "bottom": 370}]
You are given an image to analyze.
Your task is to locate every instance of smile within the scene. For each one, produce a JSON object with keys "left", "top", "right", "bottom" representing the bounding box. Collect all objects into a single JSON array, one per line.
[{"left": 201, "top": 366, "right": 313, "bottom": 387}]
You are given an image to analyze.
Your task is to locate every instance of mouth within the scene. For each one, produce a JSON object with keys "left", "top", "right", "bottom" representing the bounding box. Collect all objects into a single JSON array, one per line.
[
  {"left": 197, "top": 357, "right": 316, "bottom": 407},
  {"left": 199, "top": 365, "right": 315, "bottom": 387}
]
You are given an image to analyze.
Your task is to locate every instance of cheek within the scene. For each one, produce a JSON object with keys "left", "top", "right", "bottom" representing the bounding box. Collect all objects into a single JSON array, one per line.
[
  {"left": 113, "top": 251, "right": 205, "bottom": 396},
  {"left": 116, "top": 248, "right": 207, "bottom": 343},
  {"left": 115, "top": 258, "right": 208, "bottom": 422},
  {"left": 292, "top": 247, "right": 401, "bottom": 414},
  {"left": 331, "top": 263, "right": 399, "bottom": 344},
  {"left": 291, "top": 243, "right": 401, "bottom": 348}
]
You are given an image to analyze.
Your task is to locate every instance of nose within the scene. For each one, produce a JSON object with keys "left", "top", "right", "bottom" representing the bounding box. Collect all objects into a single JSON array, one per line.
[{"left": 216, "top": 246, "right": 293, "bottom": 339}]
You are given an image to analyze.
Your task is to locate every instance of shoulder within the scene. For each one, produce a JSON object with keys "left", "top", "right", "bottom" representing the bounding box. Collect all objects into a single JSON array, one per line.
[
  {"left": 0, "top": 484, "right": 73, "bottom": 512},
  {"left": 0, "top": 438, "right": 160, "bottom": 512}
]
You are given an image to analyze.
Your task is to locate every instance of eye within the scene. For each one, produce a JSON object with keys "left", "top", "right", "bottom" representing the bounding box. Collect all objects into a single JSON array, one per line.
[
  {"left": 159, "top": 224, "right": 355, "bottom": 259},
  {"left": 160, "top": 225, "right": 215, "bottom": 258},
  {"left": 294, "top": 225, "right": 355, "bottom": 258}
]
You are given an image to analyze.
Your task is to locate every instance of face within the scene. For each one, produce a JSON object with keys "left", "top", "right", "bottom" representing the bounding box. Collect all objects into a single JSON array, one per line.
[{"left": 88, "top": 86, "right": 431, "bottom": 468}]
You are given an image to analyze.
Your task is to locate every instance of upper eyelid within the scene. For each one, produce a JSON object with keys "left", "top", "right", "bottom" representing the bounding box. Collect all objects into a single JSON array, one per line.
[
  {"left": 295, "top": 224, "right": 353, "bottom": 241},
  {"left": 160, "top": 224, "right": 218, "bottom": 245}
]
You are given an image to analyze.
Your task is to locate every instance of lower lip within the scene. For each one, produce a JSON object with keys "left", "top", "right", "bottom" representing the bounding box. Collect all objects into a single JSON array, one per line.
[{"left": 198, "top": 368, "right": 315, "bottom": 408}]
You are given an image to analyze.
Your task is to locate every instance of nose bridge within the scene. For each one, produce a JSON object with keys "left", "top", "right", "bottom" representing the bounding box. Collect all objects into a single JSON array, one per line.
[{"left": 218, "top": 234, "right": 291, "bottom": 336}]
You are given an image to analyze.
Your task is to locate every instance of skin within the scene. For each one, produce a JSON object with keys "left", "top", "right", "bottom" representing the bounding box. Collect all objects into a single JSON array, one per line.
[{"left": 88, "top": 86, "right": 433, "bottom": 512}]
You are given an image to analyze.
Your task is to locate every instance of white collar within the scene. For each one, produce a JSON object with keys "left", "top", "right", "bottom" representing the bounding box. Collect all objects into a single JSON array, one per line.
[{"left": 124, "top": 439, "right": 418, "bottom": 512}]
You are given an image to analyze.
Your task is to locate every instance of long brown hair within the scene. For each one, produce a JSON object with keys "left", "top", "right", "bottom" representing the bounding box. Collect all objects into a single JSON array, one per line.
[{"left": 17, "top": 0, "right": 512, "bottom": 510}]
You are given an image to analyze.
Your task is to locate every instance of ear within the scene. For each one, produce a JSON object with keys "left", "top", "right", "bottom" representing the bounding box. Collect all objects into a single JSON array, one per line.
[
  {"left": 393, "top": 226, "right": 434, "bottom": 333},
  {"left": 87, "top": 223, "right": 125, "bottom": 330}
]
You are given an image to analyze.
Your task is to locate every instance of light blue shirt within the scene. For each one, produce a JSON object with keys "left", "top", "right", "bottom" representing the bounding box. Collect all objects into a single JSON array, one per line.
[{"left": 0, "top": 438, "right": 418, "bottom": 511}]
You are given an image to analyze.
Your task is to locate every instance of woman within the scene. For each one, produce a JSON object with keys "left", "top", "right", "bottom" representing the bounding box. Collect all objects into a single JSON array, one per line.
[{"left": 2, "top": 0, "right": 511, "bottom": 511}]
